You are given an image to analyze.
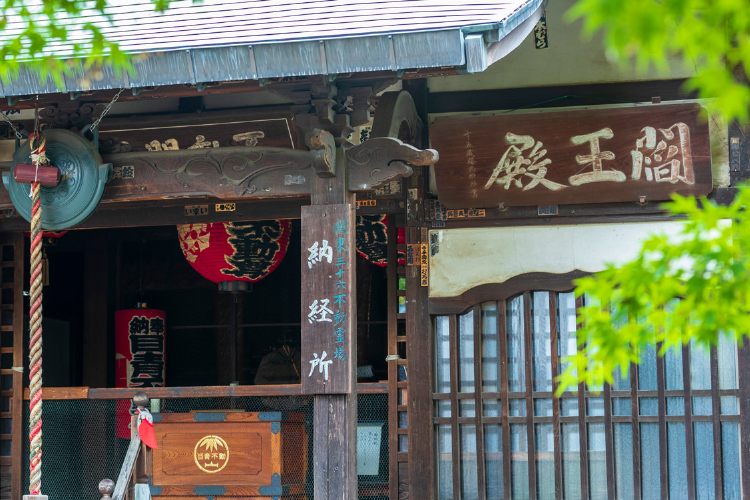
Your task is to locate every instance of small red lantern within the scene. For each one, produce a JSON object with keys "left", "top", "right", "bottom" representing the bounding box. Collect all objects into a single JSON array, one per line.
[
  {"left": 177, "top": 220, "right": 292, "bottom": 289},
  {"left": 115, "top": 306, "right": 166, "bottom": 438}
]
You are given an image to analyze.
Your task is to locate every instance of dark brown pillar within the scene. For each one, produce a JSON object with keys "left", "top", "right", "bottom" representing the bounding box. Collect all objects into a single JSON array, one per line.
[
  {"left": 82, "top": 230, "right": 109, "bottom": 387},
  {"left": 310, "top": 148, "right": 358, "bottom": 500}
]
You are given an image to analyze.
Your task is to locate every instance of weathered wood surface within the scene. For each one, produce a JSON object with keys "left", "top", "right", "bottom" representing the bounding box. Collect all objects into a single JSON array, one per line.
[
  {"left": 95, "top": 108, "right": 298, "bottom": 154},
  {"left": 346, "top": 137, "right": 437, "bottom": 192},
  {"left": 309, "top": 145, "right": 357, "bottom": 500},
  {"left": 103, "top": 145, "right": 317, "bottom": 201},
  {"left": 0, "top": 232, "right": 24, "bottom": 500},
  {"left": 428, "top": 271, "right": 588, "bottom": 315},
  {"left": 113, "top": 435, "right": 142, "bottom": 500},
  {"left": 22, "top": 383, "right": 387, "bottom": 400},
  {"left": 152, "top": 420, "right": 280, "bottom": 489},
  {"left": 370, "top": 91, "right": 423, "bottom": 147},
  {"left": 406, "top": 225, "right": 435, "bottom": 500},
  {"left": 0, "top": 197, "right": 310, "bottom": 231},
  {"left": 427, "top": 79, "right": 695, "bottom": 115},
  {"left": 306, "top": 128, "right": 336, "bottom": 177},
  {"left": 0, "top": 138, "right": 438, "bottom": 209},
  {"left": 301, "top": 204, "right": 355, "bottom": 395},
  {"left": 431, "top": 103, "right": 712, "bottom": 208}
]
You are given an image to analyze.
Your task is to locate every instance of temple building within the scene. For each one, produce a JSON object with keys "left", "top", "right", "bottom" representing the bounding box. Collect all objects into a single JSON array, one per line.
[{"left": 0, "top": 1, "right": 748, "bottom": 500}]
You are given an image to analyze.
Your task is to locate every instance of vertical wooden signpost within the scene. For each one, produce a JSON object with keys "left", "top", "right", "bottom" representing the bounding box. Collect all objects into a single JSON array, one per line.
[
  {"left": 302, "top": 142, "right": 358, "bottom": 500},
  {"left": 299, "top": 90, "right": 438, "bottom": 500},
  {"left": 301, "top": 204, "right": 355, "bottom": 394}
]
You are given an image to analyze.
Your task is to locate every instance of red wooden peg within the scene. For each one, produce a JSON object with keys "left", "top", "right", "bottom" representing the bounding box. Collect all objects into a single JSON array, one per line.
[{"left": 13, "top": 163, "right": 60, "bottom": 186}]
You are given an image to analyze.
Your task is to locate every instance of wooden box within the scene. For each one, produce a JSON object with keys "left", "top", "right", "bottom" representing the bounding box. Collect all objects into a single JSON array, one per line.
[{"left": 148, "top": 412, "right": 308, "bottom": 500}]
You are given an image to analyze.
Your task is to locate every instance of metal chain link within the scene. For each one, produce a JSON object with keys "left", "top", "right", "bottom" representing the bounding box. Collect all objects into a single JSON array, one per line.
[
  {"left": 2, "top": 87, "right": 124, "bottom": 140},
  {"left": 1, "top": 110, "right": 23, "bottom": 139},
  {"left": 90, "top": 88, "right": 125, "bottom": 132},
  {"left": 34, "top": 95, "right": 40, "bottom": 136}
]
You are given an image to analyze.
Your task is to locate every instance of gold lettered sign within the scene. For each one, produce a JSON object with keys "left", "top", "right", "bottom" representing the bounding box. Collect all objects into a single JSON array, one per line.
[
  {"left": 301, "top": 204, "right": 355, "bottom": 394},
  {"left": 430, "top": 103, "right": 712, "bottom": 208},
  {"left": 194, "top": 435, "right": 230, "bottom": 473}
]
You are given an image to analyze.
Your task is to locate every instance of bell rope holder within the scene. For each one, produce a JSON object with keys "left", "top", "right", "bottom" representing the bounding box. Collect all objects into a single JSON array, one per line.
[{"left": 2, "top": 129, "right": 113, "bottom": 230}]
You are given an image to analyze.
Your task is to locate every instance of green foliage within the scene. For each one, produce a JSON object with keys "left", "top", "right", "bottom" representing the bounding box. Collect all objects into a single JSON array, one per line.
[
  {"left": 557, "top": 182, "right": 750, "bottom": 394},
  {"left": 0, "top": 0, "right": 175, "bottom": 90},
  {"left": 566, "top": 0, "right": 750, "bottom": 124}
]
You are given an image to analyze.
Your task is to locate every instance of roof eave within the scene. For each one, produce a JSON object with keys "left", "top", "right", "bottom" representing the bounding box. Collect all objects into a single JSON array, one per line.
[{"left": 0, "top": 0, "right": 544, "bottom": 98}]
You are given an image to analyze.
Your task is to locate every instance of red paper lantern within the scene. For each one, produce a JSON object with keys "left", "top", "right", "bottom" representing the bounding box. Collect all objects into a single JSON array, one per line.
[
  {"left": 356, "top": 215, "right": 405, "bottom": 267},
  {"left": 115, "top": 308, "right": 166, "bottom": 438},
  {"left": 23, "top": 230, "right": 68, "bottom": 239},
  {"left": 177, "top": 220, "right": 292, "bottom": 288}
]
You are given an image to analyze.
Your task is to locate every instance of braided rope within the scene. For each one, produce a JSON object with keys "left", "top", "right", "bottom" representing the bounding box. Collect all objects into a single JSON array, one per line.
[{"left": 28, "top": 133, "right": 44, "bottom": 496}]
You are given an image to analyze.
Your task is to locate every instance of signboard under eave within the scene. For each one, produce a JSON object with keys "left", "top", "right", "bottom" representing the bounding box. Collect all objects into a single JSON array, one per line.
[{"left": 430, "top": 103, "right": 713, "bottom": 208}]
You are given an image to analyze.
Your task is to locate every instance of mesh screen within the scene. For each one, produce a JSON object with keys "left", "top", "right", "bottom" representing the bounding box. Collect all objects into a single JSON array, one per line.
[{"left": 23, "top": 393, "right": 388, "bottom": 500}]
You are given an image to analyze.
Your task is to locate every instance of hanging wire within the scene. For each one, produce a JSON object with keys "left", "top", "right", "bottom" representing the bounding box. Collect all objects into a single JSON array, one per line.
[{"left": 502, "top": 93, "right": 648, "bottom": 114}]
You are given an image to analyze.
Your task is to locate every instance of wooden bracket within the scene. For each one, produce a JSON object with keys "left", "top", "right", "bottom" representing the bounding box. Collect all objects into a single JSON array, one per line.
[
  {"left": 346, "top": 137, "right": 438, "bottom": 192},
  {"left": 370, "top": 91, "right": 423, "bottom": 147},
  {"left": 306, "top": 129, "right": 336, "bottom": 177},
  {"left": 348, "top": 87, "right": 373, "bottom": 127},
  {"left": 311, "top": 98, "right": 336, "bottom": 127}
]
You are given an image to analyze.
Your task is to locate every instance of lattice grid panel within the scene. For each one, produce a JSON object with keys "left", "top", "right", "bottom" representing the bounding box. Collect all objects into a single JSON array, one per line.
[{"left": 22, "top": 394, "right": 388, "bottom": 500}]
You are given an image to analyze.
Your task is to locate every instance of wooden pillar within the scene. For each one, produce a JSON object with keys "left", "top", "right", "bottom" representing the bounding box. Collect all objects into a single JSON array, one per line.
[
  {"left": 0, "top": 232, "right": 25, "bottom": 500},
  {"left": 83, "top": 230, "right": 109, "bottom": 387},
  {"left": 300, "top": 89, "right": 438, "bottom": 500},
  {"left": 214, "top": 292, "right": 234, "bottom": 385},
  {"left": 737, "top": 343, "right": 750, "bottom": 497},
  {"left": 309, "top": 147, "right": 358, "bottom": 500},
  {"left": 405, "top": 169, "right": 435, "bottom": 500}
]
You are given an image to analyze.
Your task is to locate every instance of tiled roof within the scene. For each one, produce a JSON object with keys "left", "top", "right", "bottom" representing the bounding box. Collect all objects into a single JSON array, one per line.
[{"left": 0, "top": 0, "right": 543, "bottom": 96}]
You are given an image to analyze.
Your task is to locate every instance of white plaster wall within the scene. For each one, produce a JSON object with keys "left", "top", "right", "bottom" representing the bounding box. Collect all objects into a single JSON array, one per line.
[
  {"left": 428, "top": 0, "right": 696, "bottom": 93},
  {"left": 429, "top": 221, "right": 687, "bottom": 298}
]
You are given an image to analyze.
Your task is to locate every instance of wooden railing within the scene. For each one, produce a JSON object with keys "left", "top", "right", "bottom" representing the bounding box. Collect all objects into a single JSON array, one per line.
[
  {"left": 99, "top": 393, "right": 153, "bottom": 500},
  {"left": 87, "top": 384, "right": 388, "bottom": 500},
  {"left": 23, "top": 383, "right": 388, "bottom": 400}
]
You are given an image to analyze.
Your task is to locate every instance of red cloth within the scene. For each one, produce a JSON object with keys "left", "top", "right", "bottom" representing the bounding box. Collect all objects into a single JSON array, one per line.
[{"left": 137, "top": 409, "right": 158, "bottom": 449}]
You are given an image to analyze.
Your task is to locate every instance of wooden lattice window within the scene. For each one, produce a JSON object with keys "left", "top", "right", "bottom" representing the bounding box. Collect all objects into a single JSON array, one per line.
[{"left": 433, "top": 290, "right": 742, "bottom": 500}]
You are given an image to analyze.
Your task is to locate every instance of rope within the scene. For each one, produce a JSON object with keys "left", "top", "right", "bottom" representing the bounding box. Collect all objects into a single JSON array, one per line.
[{"left": 28, "top": 132, "right": 45, "bottom": 496}]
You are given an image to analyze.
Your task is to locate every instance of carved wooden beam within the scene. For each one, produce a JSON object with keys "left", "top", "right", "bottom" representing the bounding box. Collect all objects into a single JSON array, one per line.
[
  {"left": 346, "top": 137, "right": 438, "bottom": 192},
  {"left": 0, "top": 129, "right": 438, "bottom": 210},
  {"left": 101, "top": 145, "right": 318, "bottom": 202}
]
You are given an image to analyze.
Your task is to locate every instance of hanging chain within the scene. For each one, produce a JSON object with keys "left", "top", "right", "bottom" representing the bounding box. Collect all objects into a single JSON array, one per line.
[
  {"left": 90, "top": 88, "right": 125, "bottom": 132},
  {"left": 2, "top": 88, "right": 124, "bottom": 139},
  {"left": 33, "top": 95, "right": 40, "bottom": 136},
  {"left": 1, "top": 111, "right": 22, "bottom": 140}
]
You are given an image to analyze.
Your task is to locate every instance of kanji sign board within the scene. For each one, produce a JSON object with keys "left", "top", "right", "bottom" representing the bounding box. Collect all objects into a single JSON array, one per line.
[
  {"left": 430, "top": 103, "right": 712, "bottom": 208},
  {"left": 301, "top": 204, "right": 355, "bottom": 394}
]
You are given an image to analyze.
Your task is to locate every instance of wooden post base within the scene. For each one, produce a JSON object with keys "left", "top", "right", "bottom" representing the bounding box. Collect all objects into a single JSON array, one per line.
[{"left": 313, "top": 394, "right": 357, "bottom": 500}]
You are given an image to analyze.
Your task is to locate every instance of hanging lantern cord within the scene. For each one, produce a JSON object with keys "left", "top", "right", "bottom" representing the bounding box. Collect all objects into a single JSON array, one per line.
[{"left": 28, "top": 98, "right": 45, "bottom": 496}]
